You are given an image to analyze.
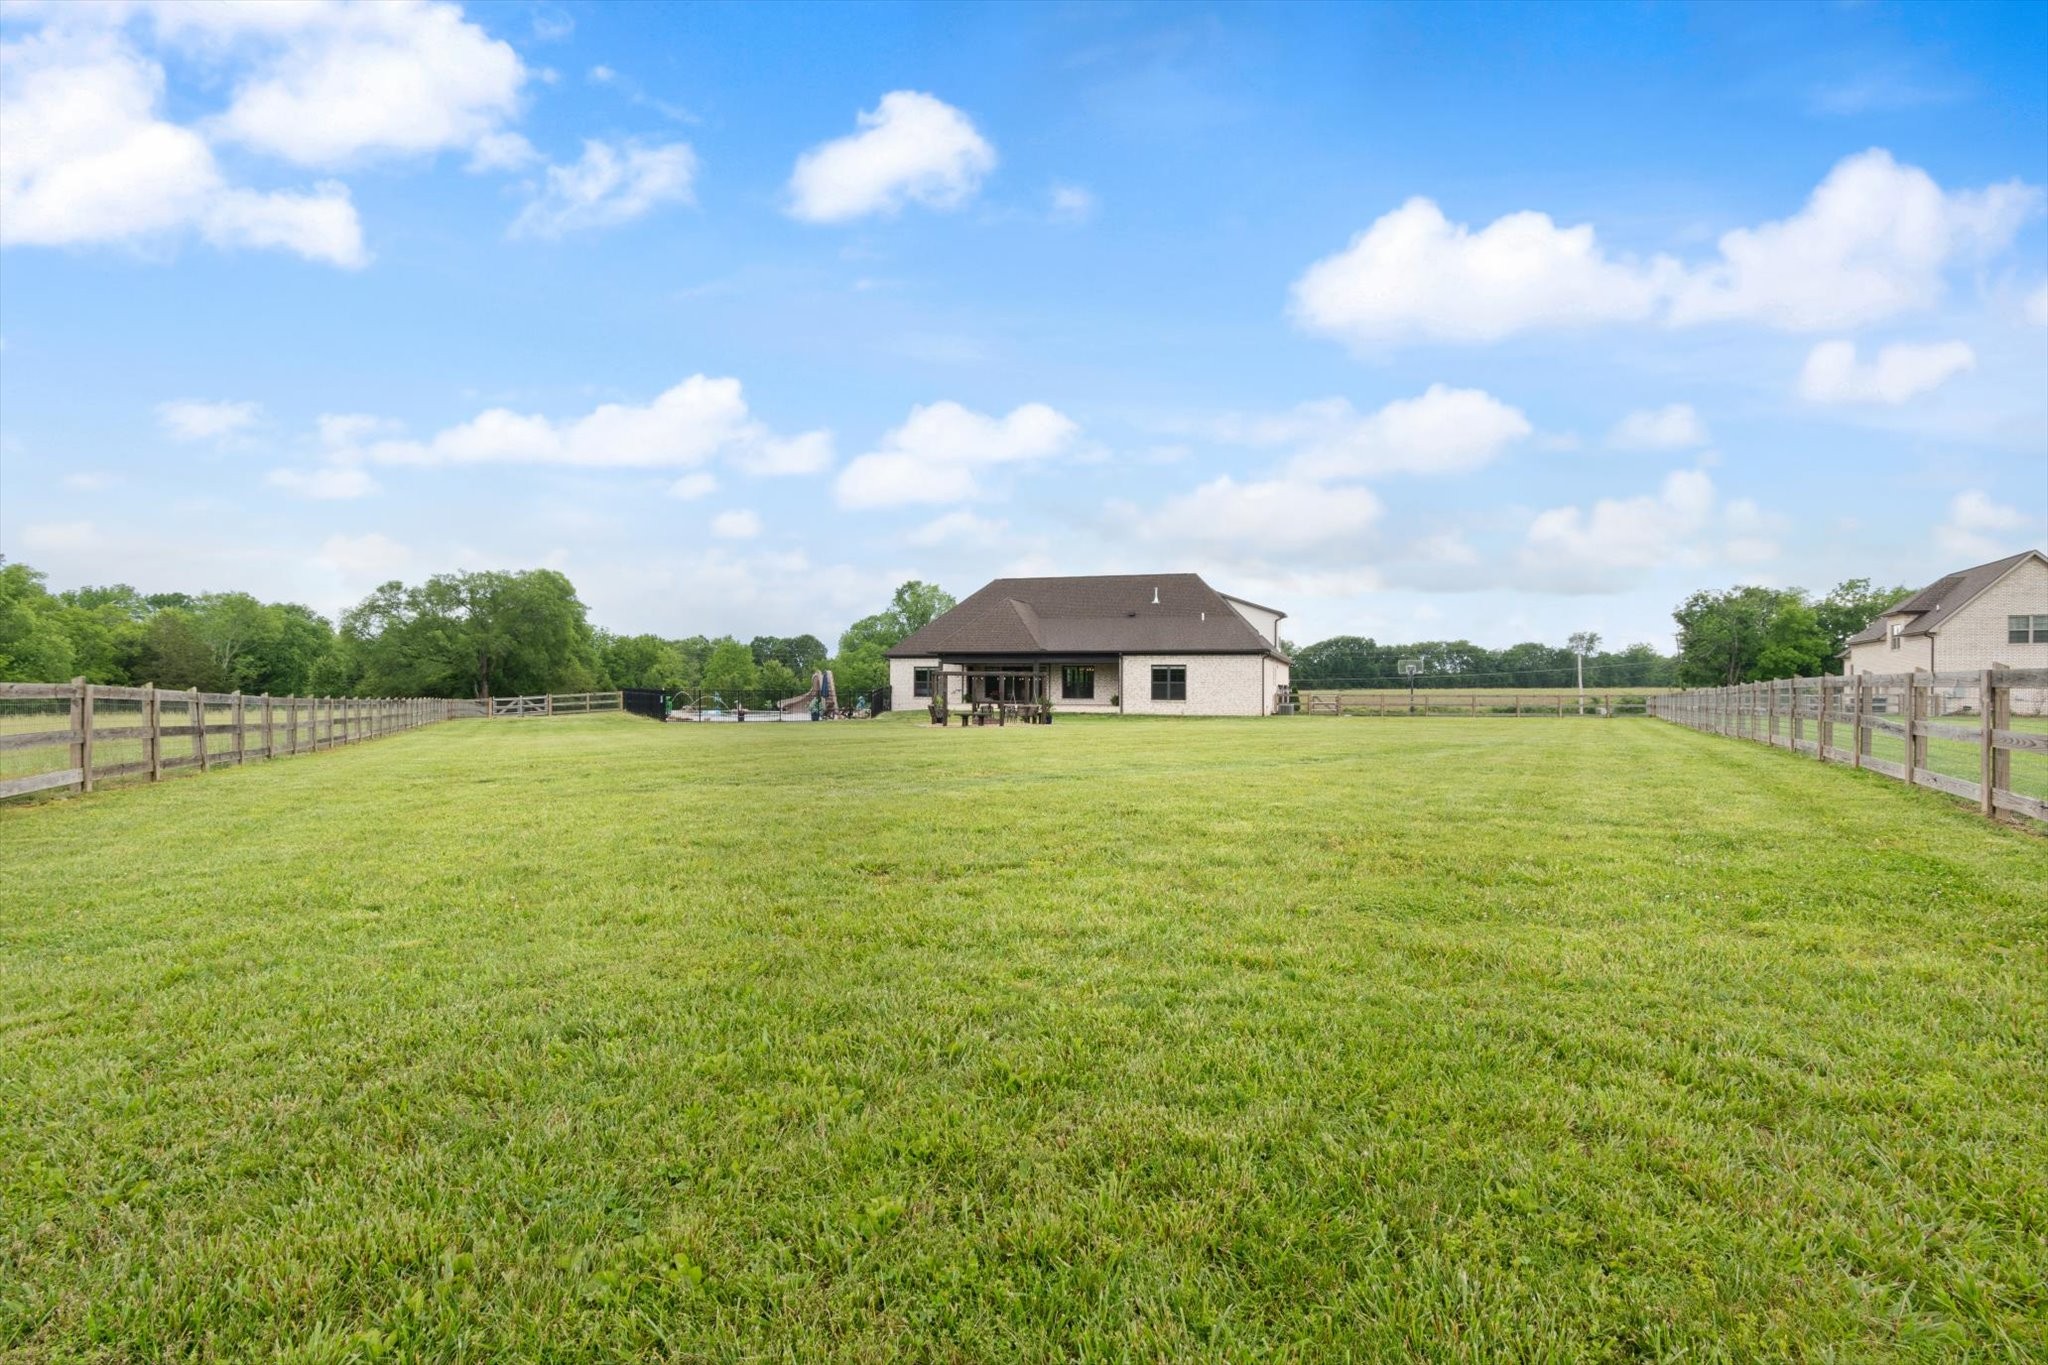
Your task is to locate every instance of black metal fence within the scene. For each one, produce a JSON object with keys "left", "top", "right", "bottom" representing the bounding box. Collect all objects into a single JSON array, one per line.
[{"left": 620, "top": 688, "right": 667, "bottom": 720}]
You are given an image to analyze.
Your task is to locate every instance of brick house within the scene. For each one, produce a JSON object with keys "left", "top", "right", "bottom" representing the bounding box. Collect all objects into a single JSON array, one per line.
[
  {"left": 886, "top": 574, "right": 1292, "bottom": 716},
  {"left": 1841, "top": 549, "right": 2048, "bottom": 675}
]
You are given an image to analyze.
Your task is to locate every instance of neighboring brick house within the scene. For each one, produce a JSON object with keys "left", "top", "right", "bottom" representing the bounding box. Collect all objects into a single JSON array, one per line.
[
  {"left": 886, "top": 574, "right": 1291, "bottom": 717},
  {"left": 1842, "top": 549, "right": 2048, "bottom": 675}
]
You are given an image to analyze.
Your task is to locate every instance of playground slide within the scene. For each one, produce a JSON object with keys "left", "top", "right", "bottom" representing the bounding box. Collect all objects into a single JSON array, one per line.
[{"left": 777, "top": 669, "right": 838, "bottom": 714}]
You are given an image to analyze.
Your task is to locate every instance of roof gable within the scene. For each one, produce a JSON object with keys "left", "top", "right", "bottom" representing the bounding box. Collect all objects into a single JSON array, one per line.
[
  {"left": 1898, "top": 550, "right": 2045, "bottom": 637},
  {"left": 1842, "top": 550, "right": 2047, "bottom": 646},
  {"left": 888, "top": 573, "right": 1284, "bottom": 658}
]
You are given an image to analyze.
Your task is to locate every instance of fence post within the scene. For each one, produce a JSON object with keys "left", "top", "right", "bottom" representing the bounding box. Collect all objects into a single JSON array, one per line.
[
  {"left": 261, "top": 693, "right": 273, "bottom": 759},
  {"left": 233, "top": 691, "right": 245, "bottom": 765},
  {"left": 1826, "top": 679, "right": 1843, "bottom": 765},
  {"left": 1904, "top": 673, "right": 1920, "bottom": 787},
  {"left": 1979, "top": 669, "right": 1996, "bottom": 817},
  {"left": 69, "top": 677, "right": 88, "bottom": 794},
  {"left": 192, "top": 687, "right": 209, "bottom": 772},
  {"left": 145, "top": 684, "right": 162, "bottom": 781}
]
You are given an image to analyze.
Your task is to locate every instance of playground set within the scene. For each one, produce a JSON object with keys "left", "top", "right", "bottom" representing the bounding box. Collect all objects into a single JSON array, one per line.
[{"left": 665, "top": 670, "right": 870, "bottom": 722}]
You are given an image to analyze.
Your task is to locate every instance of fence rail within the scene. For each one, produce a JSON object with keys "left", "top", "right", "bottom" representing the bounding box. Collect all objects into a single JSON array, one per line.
[
  {"left": 1649, "top": 669, "right": 2048, "bottom": 827},
  {"left": 0, "top": 681, "right": 489, "bottom": 802},
  {"left": 1296, "top": 691, "right": 1653, "bottom": 717},
  {"left": 488, "top": 691, "right": 624, "bottom": 718}
]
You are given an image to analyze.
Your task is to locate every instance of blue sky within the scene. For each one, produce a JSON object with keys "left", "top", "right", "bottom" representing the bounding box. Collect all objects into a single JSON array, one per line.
[{"left": 3, "top": 0, "right": 2044, "bottom": 650}]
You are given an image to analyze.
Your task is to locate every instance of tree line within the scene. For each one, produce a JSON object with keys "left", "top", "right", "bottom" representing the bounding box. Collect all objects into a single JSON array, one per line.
[
  {"left": 0, "top": 558, "right": 960, "bottom": 706},
  {"left": 1670, "top": 579, "right": 1912, "bottom": 686},
  {"left": 1286, "top": 635, "right": 1677, "bottom": 691}
]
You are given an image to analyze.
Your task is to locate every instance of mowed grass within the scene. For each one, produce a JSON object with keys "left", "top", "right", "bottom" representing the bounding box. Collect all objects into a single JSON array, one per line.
[{"left": 3, "top": 715, "right": 2044, "bottom": 1362}]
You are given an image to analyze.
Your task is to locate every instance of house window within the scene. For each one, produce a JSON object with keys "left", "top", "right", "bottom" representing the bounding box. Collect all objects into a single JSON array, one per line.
[
  {"left": 1062, "top": 666, "right": 1095, "bottom": 699},
  {"left": 1151, "top": 665, "right": 1186, "bottom": 701},
  {"left": 913, "top": 668, "right": 933, "bottom": 698},
  {"left": 1890, "top": 625, "right": 1902, "bottom": 651},
  {"left": 2010, "top": 615, "right": 2048, "bottom": 644}
]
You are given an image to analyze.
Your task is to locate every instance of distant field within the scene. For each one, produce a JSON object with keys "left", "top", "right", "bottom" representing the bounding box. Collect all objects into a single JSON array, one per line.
[{"left": 4, "top": 715, "right": 2044, "bottom": 1360}]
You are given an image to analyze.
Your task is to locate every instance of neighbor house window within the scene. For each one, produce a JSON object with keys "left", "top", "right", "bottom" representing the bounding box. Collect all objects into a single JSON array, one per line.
[
  {"left": 1062, "top": 666, "right": 1095, "bottom": 699},
  {"left": 913, "top": 668, "right": 933, "bottom": 698},
  {"left": 1151, "top": 665, "right": 1186, "bottom": 701},
  {"left": 2010, "top": 615, "right": 2048, "bottom": 644},
  {"left": 1890, "top": 625, "right": 1902, "bottom": 651}
]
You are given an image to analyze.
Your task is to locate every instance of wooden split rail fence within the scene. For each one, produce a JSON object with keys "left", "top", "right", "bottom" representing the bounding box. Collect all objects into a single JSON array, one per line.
[
  {"left": 489, "top": 691, "right": 624, "bottom": 717},
  {"left": 0, "top": 681, "right": 488, "bottom": 802},
  {"left": 1297, "top": 692, "right": 1654, "bottom": 717},
  {"left": 1650, "top": 669, "right": 2048, "bottom": 827}
]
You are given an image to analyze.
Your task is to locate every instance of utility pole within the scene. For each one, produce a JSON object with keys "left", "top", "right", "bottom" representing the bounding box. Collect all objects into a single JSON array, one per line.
[{"left": 1568, "top": 631, "right": 1601, "bottom": 717}]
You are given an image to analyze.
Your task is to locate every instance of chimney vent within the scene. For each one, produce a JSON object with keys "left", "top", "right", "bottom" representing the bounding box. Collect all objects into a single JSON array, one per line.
[{"left": 1151, "top": 586, "right": 1160, "bottom": 605}]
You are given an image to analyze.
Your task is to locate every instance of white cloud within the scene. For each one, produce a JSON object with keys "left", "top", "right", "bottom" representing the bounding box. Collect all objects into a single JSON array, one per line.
[
  {"left": 1667, "top": 151, "right": 2038, "bottom": 329},
  {"left": 266, "top": 465, "right": 379, "bottom": 500},
  {"left": 834, "top": 401, "right": 1078, "bottom": 507},
  {"left": 1606, "top": 403, "right": 1710, "bottom": 451},
  {"left": 1136, "top": 476, "right": 1383, "bottom": 555},
  {"left": 510, "top": 139, "right": 697, "bottom": 238},
  {"left": 1050, "top": 183, "right": 1097, "bottom": 223},
  {"left": 20, "top": 520, "right": 104, "bottom": 552},
  {"left": 667, "top": 472, "right": 718, "bottom": 500},
  {"left": 1214, "top": 385, "right": 1533, "bottom": 478},
  {"left": 170, "top": 0, "right": 528, "bottom": 169},
  {"left": 1797, "top": 339, "right": 1975, "bottom": 405},
  {"left": 316, "top": 412, "right": 403, "bottom": 447},
  {"left": 61, "top": 471, "right": 118, "bottom": 492},
  {"left": 710, "top": 509, "right": 762, "bottom": 540},
  {"left": 1291, "top": 197, "right": 1673, "bottom": 344},
  {"left": 467, "top": 130, "right": 539, "bottom": 173},
  {"left": 314, "top": 532, "right": 412, "bottom": 576},
  {"left": 1291, "top": 150, "right": 2040, "bottom": 346},
  {"left": 1520, "top": 469, "right": 1783, "bottom": 591},
  {"left": 0, "top": 25, "right": 365, "bottom": 267},
  {"left": 730, "top": 430, "right": 834, "bottom": 476},
  {"left": 1934, "top": 490, "right": 2033, "bottom": 560},
  {"left": 157, "top": 399, "right": 261, "bottom": 442},
  {"left": 359, "top": 376, "right": 828, "bottom": 472},
  {"left": 907, "top": 510, "right": 1007, "bottom": 546},
  {"left": 2028, "top": 285, "right": 2048, "bottom": 327},
  {"left": 787, "top": 91, "right": 995, "bottom": 223}
]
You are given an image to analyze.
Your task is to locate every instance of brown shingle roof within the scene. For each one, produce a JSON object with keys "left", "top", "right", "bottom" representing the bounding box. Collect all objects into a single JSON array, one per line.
[
  {"left": 1842, "top": 549, "right": 2046, "bottom": 646},
  {"left": 887, "top": 573, "right": 1287, "bottom": 659}
]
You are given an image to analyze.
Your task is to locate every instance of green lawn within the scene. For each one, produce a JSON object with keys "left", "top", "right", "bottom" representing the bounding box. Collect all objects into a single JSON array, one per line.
[{"left": 4, "top": 715, "right": 2044, "bottom": 1362}]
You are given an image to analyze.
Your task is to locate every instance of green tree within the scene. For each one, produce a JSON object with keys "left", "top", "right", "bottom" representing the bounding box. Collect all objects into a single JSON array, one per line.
[
  {"left": 1673, "top": 586, "right": 1798, "bottom": 686},
  {"left": 193, "top": 592, "right": 282, "bottom": 690},
  {"left": 141, "top": 609, "right": 225, "bottom": 690},
  {"left": 829, "top": 642, "right": 889, "bottom": 703},
  {"left": 0, "top": 561, "right": 77, "bottom": 680},
  {"left": 758, "top": 659, "right": 801, "bottom": 703},
  {"left": 889, "top": 581, "right": 955, "bottom": 635},
  {"left": 1815, "top": 578, "right": 1913, "bottom": 669},
  {"left": 249, "top": 604, "right": 337, "bottom": 696},
  {"left": 836, "top": 580, "right": 956, "bottom": 656},
  {"left": 749, "top": 634, "right": 828, "bottom": 674},
  {"left": 701, "top": 638, "right": 759, "bottom": 704},
  {"left": 1755, "top": 601, "right": 1830, "bottom": 680},
  {"left": 343, "top": 570, "right": 599, "bottom": 698}
]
